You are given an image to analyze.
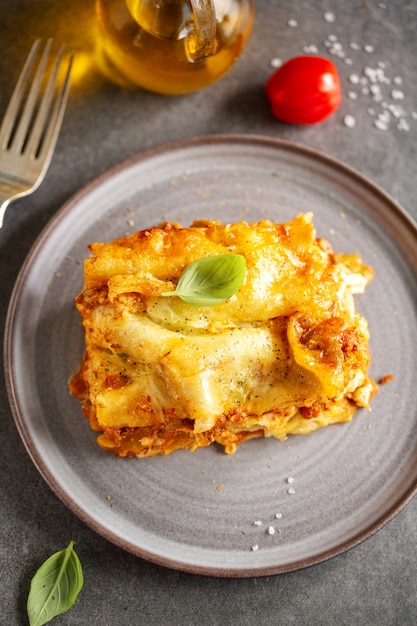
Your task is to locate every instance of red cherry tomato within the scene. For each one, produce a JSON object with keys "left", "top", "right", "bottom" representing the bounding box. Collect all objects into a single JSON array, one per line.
[{"left": 265, "top": 56, "right": 342, "bottom": 124}]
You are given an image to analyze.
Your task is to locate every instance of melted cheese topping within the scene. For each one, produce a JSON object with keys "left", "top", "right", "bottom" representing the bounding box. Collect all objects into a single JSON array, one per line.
[{"left": 70, "top": 213, "right": 377, "bottom": 456}]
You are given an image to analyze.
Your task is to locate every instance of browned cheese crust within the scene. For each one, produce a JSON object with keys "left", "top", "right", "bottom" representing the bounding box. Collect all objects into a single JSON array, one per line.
[{"left": 70, "top": 214, "right": 377, "bottom": 457}]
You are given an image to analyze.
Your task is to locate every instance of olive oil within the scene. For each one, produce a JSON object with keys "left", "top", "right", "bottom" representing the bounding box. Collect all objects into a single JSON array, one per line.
[{"left": 95, "top": 0, "right": 254, "bottom": 94}]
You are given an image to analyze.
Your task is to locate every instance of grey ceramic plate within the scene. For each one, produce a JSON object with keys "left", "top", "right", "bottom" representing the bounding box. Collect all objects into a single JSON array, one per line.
[{"left": 5, "top": 135, "right": 417, "bottom": 577}]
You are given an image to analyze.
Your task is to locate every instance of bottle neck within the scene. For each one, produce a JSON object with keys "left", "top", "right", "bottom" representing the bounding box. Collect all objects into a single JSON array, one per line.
[{"left": 125, "top": 0, "right": 192, "bottom": 40}]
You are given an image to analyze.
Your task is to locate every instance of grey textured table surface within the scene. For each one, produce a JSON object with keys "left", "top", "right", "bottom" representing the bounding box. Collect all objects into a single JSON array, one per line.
[{"left": 1, "top": 1, "right": 417, "bottom": 624}]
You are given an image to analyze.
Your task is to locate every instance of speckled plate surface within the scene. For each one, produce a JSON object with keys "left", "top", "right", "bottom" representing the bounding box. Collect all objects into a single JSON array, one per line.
[{"left": 5, "top": 135, "right": 417, "bottom": 577}]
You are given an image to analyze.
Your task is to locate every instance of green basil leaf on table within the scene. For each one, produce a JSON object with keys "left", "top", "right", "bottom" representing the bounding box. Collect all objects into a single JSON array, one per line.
[
  {"left": 27, "top": 540, "right": 84, "bottom": 626},
  {"left": 161, "top": 254, "right": 246, "bottom": 306}
]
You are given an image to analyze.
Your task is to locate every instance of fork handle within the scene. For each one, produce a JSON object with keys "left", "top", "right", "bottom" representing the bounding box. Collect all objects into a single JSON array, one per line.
[
  {"left": 0, "top": 198, "right": 10, "bottom": 228},
  {"left": 0, "top": 180, "right": 29, "bottom": 228}
]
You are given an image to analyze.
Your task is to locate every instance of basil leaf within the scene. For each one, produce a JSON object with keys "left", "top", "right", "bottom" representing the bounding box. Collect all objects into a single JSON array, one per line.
[
  {"left": 27, "top": 541, "right": 84, "bottom": 626},
  {"left": 162, "top": 254, "right": 246, "bottom": 306}
]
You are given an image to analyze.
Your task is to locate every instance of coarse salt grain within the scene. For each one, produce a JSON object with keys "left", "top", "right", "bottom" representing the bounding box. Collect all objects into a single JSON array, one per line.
[
  {"left": 348, "top": 91, "right": 358, "bottom": 100},
  {"left": 286, "top": 476, "right": 295, "bottom": 484},
  {"left": 270, "top": 57, "right": 282, "bottom": 68},
  {"left": 253, "top": 520, "right": 262, "bottom": 526},
  {"left": 363, "top": 67, "right": 378, "bottom": 81},
  {"left": 275, "top": 513, "right": 282, "bottom": 519},
  {"left": 397, "top": 119, "right": 410, "bottom": 132},
  {"left": 267, "top": 526, "right": 276, "bottom": 535},
  {"left": 391, "top": 89, "right": 404, "bottom": 100},
  {"left": 323, "top": 11, "right": 336, "bottom": 23},
  {"left": 364, "top": 45, "right": 375, "bottom": 53},
  {"left": 343, "top": 114, "right": 356, "bottom": 128},
  {"left": 363, "top": 66, "right": 390, "bottom": 85},
  {"left": 374, "top": 118, "right": 389, "bottom": 130},
  {"left": 349, "top": 74, "right": 360, "bottom": 84},
  {"left": 388, "top": 104, "right": 405, "bottom": 119},
  {"left": 288, "top": 18, "right": 298, "bottom": 27},
  {"left": 288, "top": 487, "right": 296, "bottom": 495},
  {"left": 302, "top": 45, "right": 319, "bottom": 54},
  {"left": 326, "top": 40, "right": 346, "bottom": 59},
  {"left": 251, "top": 544, "right": 259, "bottom": 551}
]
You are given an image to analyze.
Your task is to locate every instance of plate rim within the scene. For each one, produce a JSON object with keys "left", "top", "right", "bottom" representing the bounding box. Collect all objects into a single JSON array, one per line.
[{"left": 4, "top": 133, "right": 417, "bottom": 578}]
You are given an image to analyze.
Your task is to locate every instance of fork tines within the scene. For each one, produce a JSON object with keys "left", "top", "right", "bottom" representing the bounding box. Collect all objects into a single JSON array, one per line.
[{"left": 0, "top": 39, "right": 73, "bottom": 160}]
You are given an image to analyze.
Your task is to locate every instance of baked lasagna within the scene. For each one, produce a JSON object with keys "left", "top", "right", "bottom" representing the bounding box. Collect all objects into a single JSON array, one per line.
[{"left": 70, "top": 213, "right": 377, "bottom": 457}]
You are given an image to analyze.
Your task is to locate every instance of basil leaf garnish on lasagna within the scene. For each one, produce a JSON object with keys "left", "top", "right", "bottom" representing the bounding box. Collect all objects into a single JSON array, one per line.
[{"left": 161, "top": 253, "right": 246, "bottom": 306}]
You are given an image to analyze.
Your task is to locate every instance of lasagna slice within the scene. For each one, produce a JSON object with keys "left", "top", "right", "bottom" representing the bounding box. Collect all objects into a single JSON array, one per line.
[{"left": 70, "top": 213, "right": 377, "bottom": 457}]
